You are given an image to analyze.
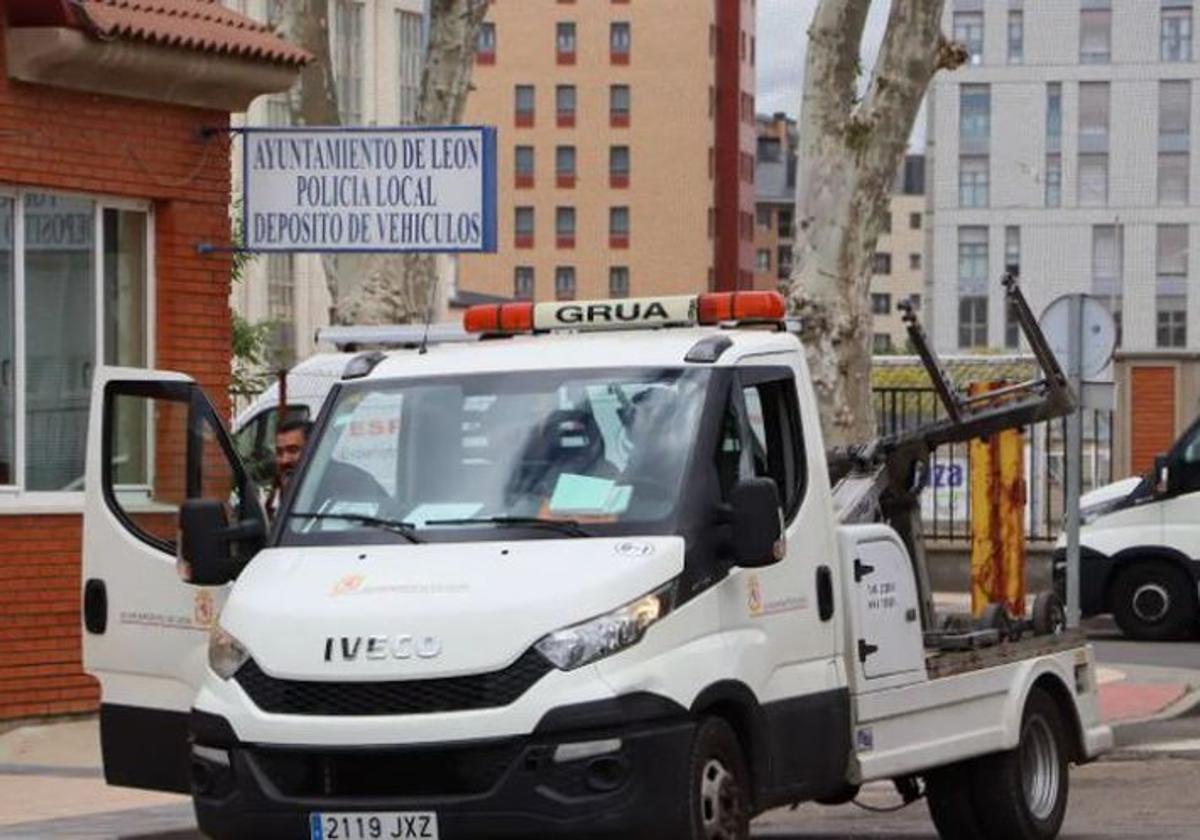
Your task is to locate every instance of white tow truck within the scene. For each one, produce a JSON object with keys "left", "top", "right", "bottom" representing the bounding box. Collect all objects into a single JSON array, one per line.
[{"left": 82, "top": 286, "right": 1111, "bottom": 840}]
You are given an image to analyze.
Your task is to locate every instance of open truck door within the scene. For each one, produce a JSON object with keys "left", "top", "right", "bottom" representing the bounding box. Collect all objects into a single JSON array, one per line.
[{"left": 82, "top": 368, "right": 266, "bottom": 792}]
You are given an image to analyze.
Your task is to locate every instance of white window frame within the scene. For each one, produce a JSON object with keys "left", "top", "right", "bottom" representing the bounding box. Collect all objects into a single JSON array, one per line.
[{"left": 0, "top": 188, "right": 155, "bottom": 512}]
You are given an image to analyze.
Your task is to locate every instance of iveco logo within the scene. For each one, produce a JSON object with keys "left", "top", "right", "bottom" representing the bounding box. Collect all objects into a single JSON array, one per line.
[{"left": 324, "top": 635, "right": 443, "bottom": 662}]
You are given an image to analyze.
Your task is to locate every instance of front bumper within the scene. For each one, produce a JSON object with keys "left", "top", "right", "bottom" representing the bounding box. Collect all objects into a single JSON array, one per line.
[
  {"left": 1051, "top": 547, "right": 1113, "bottom": 617},
  {"left": 189, "top": 700, "right": 694, "bottom": 840}
]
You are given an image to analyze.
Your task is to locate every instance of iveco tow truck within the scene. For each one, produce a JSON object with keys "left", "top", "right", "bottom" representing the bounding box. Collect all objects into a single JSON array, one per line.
[{"left": 82, "top": 282, "right": 1111, "bottom": 840}]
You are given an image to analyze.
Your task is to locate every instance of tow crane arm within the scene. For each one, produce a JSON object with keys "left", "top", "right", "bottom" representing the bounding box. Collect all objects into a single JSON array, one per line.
[{"left": 826, "top": 276, "right": 1073, "bottom": 631}]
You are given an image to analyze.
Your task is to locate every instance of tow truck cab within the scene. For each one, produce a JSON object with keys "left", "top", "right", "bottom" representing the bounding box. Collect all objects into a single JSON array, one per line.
[
  {"left": 1054, "top": 414, "right": 1200, "bottom": 640},
  {"left": 82, "top": 291, "right": 1110, "bottom": 840}
]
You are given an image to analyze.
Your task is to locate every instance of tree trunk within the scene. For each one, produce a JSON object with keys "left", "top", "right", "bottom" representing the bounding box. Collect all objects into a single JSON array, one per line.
[
  {"left": 788, "top": 0, "right": 965, "bottom": 448},
  {"left": 275, "top": 0, "right": 489, "bottom": 325}
]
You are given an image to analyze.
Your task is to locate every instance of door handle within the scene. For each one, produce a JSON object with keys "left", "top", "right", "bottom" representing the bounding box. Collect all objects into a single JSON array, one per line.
[
  {"left": 854, "top": 558, "right": 875, "bottom": 583},
  {"left": 84, "top": 578, "right": 107, "bottom": 634},
  {"left": 816, "top": 565, "right": 834, "bottom": 622},
  {"left": 857, "top": 639, "right": 879, "bottom": 663}
]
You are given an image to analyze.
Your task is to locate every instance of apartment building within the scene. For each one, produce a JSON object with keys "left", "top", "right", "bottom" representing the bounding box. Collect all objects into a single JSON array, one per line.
[
  {"left": 457, "top": 0, "right": 757, "bottom": 302},
  {"left": 228, "top": 0, "right": 428, "bottom": 366},
  {"left": 754, "top": 112, "right": 926, "bottom": 352},
  {"left": 928, "top": 0, "right": 1200, "bottom": 355}
]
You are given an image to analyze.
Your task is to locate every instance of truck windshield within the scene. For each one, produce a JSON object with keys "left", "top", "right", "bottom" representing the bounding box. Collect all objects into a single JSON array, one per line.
[{"left": 281, "top": 367, "right": 711, "bottom": 544}]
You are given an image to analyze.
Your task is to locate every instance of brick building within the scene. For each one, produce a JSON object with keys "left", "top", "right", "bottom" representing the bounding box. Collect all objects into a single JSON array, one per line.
[
  {"left": 458, "top": 0, "right": 757, "bottom": 302},
  {"left": 0, "top": 0, "right": 304, "bottom": 721}
]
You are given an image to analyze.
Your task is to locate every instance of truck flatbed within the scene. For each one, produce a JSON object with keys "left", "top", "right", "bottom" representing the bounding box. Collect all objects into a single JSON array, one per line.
[{"left": 925, "top": 630, "right": 1088, "bottom": 680}]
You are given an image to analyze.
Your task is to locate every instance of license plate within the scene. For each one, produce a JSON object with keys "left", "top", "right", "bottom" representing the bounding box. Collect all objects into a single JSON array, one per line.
[{"left": 310, "top": 812, "right": 438, "bottom": 840}]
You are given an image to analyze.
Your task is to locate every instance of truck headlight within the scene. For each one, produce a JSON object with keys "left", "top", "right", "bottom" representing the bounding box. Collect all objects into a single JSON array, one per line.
[
  {"left": 535, "top": 581, "right": 676, "bottom": 671},
  {"left": 208, "top": 623, "right": 250, "bottom": 680}
]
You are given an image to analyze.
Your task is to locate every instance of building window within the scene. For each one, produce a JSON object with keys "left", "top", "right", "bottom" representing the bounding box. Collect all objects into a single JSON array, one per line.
[
  {"left": 909, "top": 212, "right": 921, "bottom": 230},
  {"left": 873, "top": 333, "right": 894, "bottom": 355},
  {"left": 1092, "top": 224, "right": 1123, "bottom": 346},
  {"left": 872, "top": 253, "right": 892, "bottom": 275},
  {"left": 871, "top": 293, "right": 891, "bottom": 315},
  {"left": 1004, "top": 227, "right": 1021, "bottom": 348},
  {"left": 757, "top": 207, "right": 772, "bottom": 229},
  {"left": 1159, "top": 80, "right": 1191, "bottom": 205},
  {"left": 778, "top": 208, "right": 794, "bottom": 238},
  {"left": 514, "top": 266, "right": 534, "bottom": 300},
  {"left": 610, "top": 145, "right": 630, "bottom": 187},
  {"left": 396, "top": 10, "right": 424, "bottom": 121},
  {"left": 555, "top": 207, "right": 576, "bottom": 248},
  {"left": 1078, "top": 82, "right": 1110, "bottom": 150},
  {"left": 556, "top": 84, "right": 576, "bottom": 127},
  {"left": 1162, "top": 5, "right": 1193, "bottom": 61},
  {"left": 266, "top": 252, "right": 295, "bottom": 351},
  {"left": 953, "top": 11, "right": 984, "bottom": 64},
  {"left": 1157, "top": 225, "right": 1189, "bottom": 348},
  {"left": 960, "top": 85, "right": 991, "bottom": 154},
  {"left": 959, "top": 155, "right": 989, "bottom": 208},
  {"left": 611, "top": 22, "right": 631, "bottom": 63},
  {"left": 777, "top": 245, "right": 793, "bottom": 279},
  {"left": 556, "top": 22, "right": 576, "bottom": 63},
  {"left": 609, "top": 267, "right": 630, "bottom": 298},
  {"left": 0, "top": 193, "right": 151, "bottom": 493},
  {"left": 958, "top": 226, "right": 989, "bottom": 349},
  {"left": 515, "top": 84, "right": 535, "bottom": 127},
  {"left": 609, "top": 206, "right": 630, "bottom": 248},
  {"left": 514, "top": 145, "right": 534, "bottom": 188},
  {"left": 555, "top": 267, "right": 576, "bottom": 301},
  {"left": 910, "top": 253, "right": 922, "bottom": 270},
  {"left": 476, "top": 21, "right": 496, "bottom": 64},
  {"left": 334, "top": 0, "right": 364, "bottom": 123},
  {"left": 1045, "top": 154, "right": 1062, "bottom": 207},
  {"left": 610, "top": 84, "right": 631, "bottom": 127},
  {"left": 515, "top": 206, "right": 535, "bottom": 248},
  {"left": 556, "top": 145, "right": 576, "bottom": 188},
  {"left": 756, "top": 249, "right": 771, "bottom": 272},
  {"left": 1078, "top": 154, "right": 1109, "bottom": 207},
  {"left": 1080, "top": 6, "right": 1111, "bottom": 63},
  {"left": 1008, "top": 10, "right": 1024, "bottom": 63},
  {"left": 1046, "top": 83, "right": 1062, "bottom": 152}
]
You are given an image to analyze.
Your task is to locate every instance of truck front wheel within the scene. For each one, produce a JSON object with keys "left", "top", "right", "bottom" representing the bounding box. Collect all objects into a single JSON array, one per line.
[
  {"left": 686, "top": 717, "right": 751, "bottom": 840},
  {"left": 1111, "top": 561, "right": 1195, "bottom": 641},
  {"left": 971, "top": 688, "right": 1069, "bottom": 840}
]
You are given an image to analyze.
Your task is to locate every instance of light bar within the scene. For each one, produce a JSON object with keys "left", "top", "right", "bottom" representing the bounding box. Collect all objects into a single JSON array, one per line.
[{"left": 462, "top": 292, "right": 787, "bottom": 335}]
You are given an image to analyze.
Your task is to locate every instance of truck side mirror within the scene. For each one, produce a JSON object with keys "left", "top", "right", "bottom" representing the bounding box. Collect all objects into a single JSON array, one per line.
[
  {"left": 178, "top": 499, "right": 264, "bottom": 586},
  {"left": 1154, "top": 454, "right": 1171, "bottom": 495},
  {"left": 730, "top": 477, "right": 785, "bottom": 568}
]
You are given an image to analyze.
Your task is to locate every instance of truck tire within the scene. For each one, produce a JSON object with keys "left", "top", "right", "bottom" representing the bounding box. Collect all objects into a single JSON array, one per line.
[
  {"left": 971, "top": 687, "right": 1069, "bottom": 840},
  {"left": 925, "top": 761, "right": 985, "bottom": 839},
  {"left": 686, "top": 717, "right": 751, "bottom": 840},
  {"left": 1111, "top": 561, "right": 1195, "bottom": 641}
]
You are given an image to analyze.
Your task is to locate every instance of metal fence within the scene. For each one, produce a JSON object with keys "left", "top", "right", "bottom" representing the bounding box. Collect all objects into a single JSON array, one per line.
[{"left": 874, "top": 386, "right": 1115, "bottom": 543}]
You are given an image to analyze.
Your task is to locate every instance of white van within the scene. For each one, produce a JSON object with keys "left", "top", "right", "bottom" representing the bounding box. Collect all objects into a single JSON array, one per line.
[
  {"left": 83, "top": 293, "right": 1109, "bottom": 840},
  {"left": 1055, "top": 415, "right": 1200, "bottom": 640}
]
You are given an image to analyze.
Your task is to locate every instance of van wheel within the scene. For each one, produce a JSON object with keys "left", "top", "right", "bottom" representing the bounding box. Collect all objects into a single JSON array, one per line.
[
  {"left": 1111, "top": 561, "right": 1195, "bottom": 641},
  {"left": 925, "top": 761, "right": 985, "bottom": 839},
  {"left": 687, "top": 718, "right": 750, "bottom": 840},
  {"left": 971, "top": 688, "right": 1069, "bottom": 840}
]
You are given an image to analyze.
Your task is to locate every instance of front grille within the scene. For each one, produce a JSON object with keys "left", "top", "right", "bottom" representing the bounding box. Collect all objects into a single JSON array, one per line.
[
  {"left": 250, "top": 740, "right": 523, "bottom": 797},
  {"left": 234, "top": 650, "right": 552, "bottom": 716}
]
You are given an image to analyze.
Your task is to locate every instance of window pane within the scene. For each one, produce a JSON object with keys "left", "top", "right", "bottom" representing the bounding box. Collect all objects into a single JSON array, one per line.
[
  {"left": 610, "top": 206, "right": 629, "bottom": 234},
  {"left": 103, "top": 209, "right": 147, "bottom": 369},
  {"left": 959, "top": 155, "right": 989, "bottom": 207},
  {"left": 1080, "top": 9, "right": 1111, "bottom": 63},
  {"left": 556, "top": 22, "right": 575, "bottom": 52},
  {"left": 1092, "top": 224, "right": 1122, "bottom": 297},
  {"left": 959, "top": 85, "right": 990, "bottom": 150},
  {"left": 611, "top": 84, "right": 630, "bottom": 114},
  {"left": 1045, "top": 154, "right": 1062, "bottom": 207},
  {"left": 609, "top": 267, "right": 629, "bottom": 298},
  {"left": 1078, "top": 154, "right": 1108, "bottom": 206},
  {"left": 953, "top": 12, "right": 984, "bottom": 64},
  {"left": 1158, "top": 153, "right": 1190, "bottom": 205},
  {"left": 334, "top": 0, "right": 364, "bottom": 123},
  {"left": 556, "top": 146, "right": 575, "bottom": 174},
  {"left": 1078, "top": 83, "right": 1110, "bottom": 147},
  {"left": 396, "top": 10, "right": 423, "bottom": 122},
  {"left": 516, "top": 85, "right": 534, "bottom": 112},
  {"left": 25, "top": 193, "right": 95, "bottom": 491},
  {"left": 0, "top": 197, "right": 12, "bottom": 485},
  {"left": 556, "top": 84, "right": 575, "bottom": 112},
  {"left": 1008, "top": 10, "right": 1023, "bottom": 63},
  {"left": 1159, "top": 80, "right": 1191, "bottom": 143},
  {"left": 1162, "top": 8, "right": 1193, "bottom": 61},
  {"left": 515, "top": 146, "right": 534, "bottom": 175}
]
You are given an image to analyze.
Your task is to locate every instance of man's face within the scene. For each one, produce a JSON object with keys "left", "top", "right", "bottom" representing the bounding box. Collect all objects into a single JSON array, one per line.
[{"left": 275, "top": 428, "right": 307, "bottom": 485}]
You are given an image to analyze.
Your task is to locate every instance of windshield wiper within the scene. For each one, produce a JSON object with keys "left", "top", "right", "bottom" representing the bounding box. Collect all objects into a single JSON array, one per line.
[
  {"left": 287, "top": 511, "right": 423, "bottom": 543},
  {"left": 424, "top": 516, "right": 592, "bottom": 538}
]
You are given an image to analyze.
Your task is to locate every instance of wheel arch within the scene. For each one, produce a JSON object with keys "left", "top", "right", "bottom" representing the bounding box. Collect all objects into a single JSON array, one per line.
[
  {"left": 1028, "top": 672, "right": 1086, "bottom": 764},
  {"left": 690, "top": 680, "right": 769, "bottom": 808}
]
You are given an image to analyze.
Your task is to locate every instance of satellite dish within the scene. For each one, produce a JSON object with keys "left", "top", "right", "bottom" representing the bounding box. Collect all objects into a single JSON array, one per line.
[{"left": 1038, "top": 294, "right": 1116, "bottom": 379}]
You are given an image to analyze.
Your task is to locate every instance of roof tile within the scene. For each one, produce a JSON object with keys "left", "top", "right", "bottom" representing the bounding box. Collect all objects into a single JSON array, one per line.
[{"left": 72, "top": 0, "right": 310, "bottom": 66}]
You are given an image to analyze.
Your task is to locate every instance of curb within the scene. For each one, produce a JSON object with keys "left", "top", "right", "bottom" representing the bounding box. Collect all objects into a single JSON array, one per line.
[{"left": 1110, "top": 685, "right": 1200, "bottom": 728}]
